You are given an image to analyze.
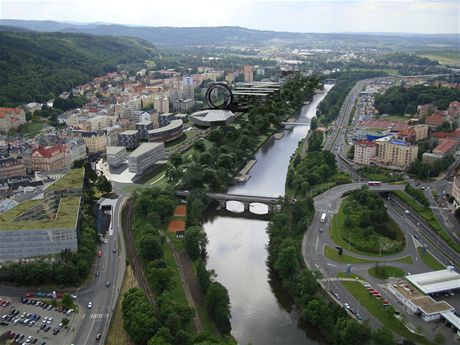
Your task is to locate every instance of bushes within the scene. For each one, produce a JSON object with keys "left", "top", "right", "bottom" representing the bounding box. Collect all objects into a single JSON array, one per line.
[{"left": 405, "top": 185, "right": 429, "bottom": 207}]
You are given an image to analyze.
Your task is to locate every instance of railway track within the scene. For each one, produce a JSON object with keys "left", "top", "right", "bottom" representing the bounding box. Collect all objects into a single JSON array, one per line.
[{"left": 122, "top": 199, "right": 156, "bottom": 307}]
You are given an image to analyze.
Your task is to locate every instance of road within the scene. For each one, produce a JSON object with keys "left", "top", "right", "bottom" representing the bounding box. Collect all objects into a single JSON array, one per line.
[
  {"left": 72, "top": 196, "right": 127, "bottom": 345},
  {"left": 302, "top": 183, "right": 448, "bottom": 332}
]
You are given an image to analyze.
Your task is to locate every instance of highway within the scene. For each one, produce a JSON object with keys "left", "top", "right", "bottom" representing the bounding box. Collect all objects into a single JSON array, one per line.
[{"left": 72, "top": 196, "right": 127, "bottom": 345}]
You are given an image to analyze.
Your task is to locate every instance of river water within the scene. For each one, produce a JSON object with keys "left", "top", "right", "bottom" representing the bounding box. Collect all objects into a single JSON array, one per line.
[{"left": 202, "top": 85, "right": 333, "bottom": 345}]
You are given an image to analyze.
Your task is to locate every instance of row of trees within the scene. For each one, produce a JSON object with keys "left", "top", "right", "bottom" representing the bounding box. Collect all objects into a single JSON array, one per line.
[
  {"left": 0, "top": 161, "right": 101, "bottom": 286},
  {"left": 268, "top": 129, "right": 413, "bottom": 345},
  {"left": 407, "top": 154, "right": 455, "bottom": 180},
  {"left": 286, "top": 131, "right": 350, "bottom": 197},
  {"left": 374, "top": 84, "right": 460, "bottom": 115},
  {"left": 317, "top": 71, "right": 387, "bottom": 124},
  {"left": 165, "top": 76, "right": 320, "bottom": 192}
]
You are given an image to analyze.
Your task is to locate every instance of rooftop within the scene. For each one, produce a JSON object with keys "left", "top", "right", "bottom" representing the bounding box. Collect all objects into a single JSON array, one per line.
[
  {"left": 148, "top": 120, "right": 183, "bottom": 134},
  {"left": 0, "top": 196, "right": 81, "bottom": 231},
  {"left": 119, "top": 130, "right": 139, "bottom": 135},
  {"left": 106, "top": 146, "right": 127, "bottom": 155},
  {"left": 389, "top": 139, "right": 411, "bottom": 146},
  {"left": 190, "top": 109, "right": 235, "bottom": 123},
  {"left": 405, "top": 269, "right": 460, "bottom": 294},
  {"left": 47, "top": 168, "right": 85, "bottom": 191},
  {"left": 411, "top": 296, "right": 454, "bottom": 315},
  {"left": 433, "top": 139, "right": 457, "bottom": 154},
  {"left": 358, "top": 119, "right": 409, "bottom": 132},
  {"left": 128, "top": 142, "right": 164, "bottom": 158}
]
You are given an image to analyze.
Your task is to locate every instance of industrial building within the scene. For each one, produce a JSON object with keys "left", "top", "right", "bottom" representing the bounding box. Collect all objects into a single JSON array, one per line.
[
  {"left": 148, "top": 120, "right": 184, "bottom": 143},
  {"left": 128, "top": 142, "right": 165, "bottom": 174},
  {"left": 106, "top": 146, "right": 128, "bottom": 168}
]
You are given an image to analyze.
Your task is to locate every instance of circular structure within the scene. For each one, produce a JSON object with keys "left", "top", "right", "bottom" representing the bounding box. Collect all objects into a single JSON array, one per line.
[{"left": 205, "top": 82, "right": 233, "bottom": 110}]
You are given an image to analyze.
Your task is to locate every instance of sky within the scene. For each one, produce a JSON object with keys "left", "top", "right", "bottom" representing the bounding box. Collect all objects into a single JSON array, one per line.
[{"left": 1, "top": 0, "right": 459, "bottom": 34}]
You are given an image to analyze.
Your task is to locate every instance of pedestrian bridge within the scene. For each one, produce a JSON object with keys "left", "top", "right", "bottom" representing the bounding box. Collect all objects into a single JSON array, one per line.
[
  {"left": 281, "top": 121, "right": 310, "bottom": 127},
  {"left": 176, "top": 191, "right": 287, "bottom": 214}
]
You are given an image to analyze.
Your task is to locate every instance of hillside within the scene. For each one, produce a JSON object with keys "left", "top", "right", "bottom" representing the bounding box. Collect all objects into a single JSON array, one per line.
[
  {"left": 0, "top": 31, "right": 157, "bottom": 106},
  {"left": 1, "top": 19, "right": 459, "bottom": 49}
]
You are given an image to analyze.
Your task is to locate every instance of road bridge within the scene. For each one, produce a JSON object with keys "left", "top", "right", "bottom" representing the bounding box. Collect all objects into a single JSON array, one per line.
[
  {"left": 176, "top": 191, "right": 285, "bottom": 213},
  {"left": 281, "top": 121, "right": 310, "bottom": 127}
]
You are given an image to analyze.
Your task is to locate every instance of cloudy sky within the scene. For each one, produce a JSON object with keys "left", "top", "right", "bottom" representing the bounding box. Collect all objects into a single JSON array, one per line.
[{"left": 1, "top": 0, "right": 459, "bottom": 34}]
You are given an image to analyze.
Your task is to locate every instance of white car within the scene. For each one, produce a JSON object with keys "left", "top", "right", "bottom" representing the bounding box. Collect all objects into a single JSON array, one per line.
[{"left": 88, "top": 302, "right": 92, "bottom": 308}]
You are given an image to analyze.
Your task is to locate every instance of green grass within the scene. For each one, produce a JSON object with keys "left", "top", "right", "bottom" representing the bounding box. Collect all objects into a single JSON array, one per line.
[
  {"left": 393, "top": 191, "right": 460, "bottom": 253},
  {"left": 368, "top": 265, "right": 405, "bottom": 279},
  {"left": 417, "top": 247, "right": 445, "bottom": 270},
  {"left": 19, "top": 115, "right": 46, "bottom": 138},
  {"left": 324, "top": 245, "right": 413, "bottom": 265},
  {"left": 47, "top": 168, "right": 85, "bottom": 190},
  {"left": 0, "top": 196, "right": 80, "bottom": 230},
  {"left": 341, "top": 281, "right": 432, "bottom": 345},
  {"left": 162, "top": 241, "right": 188, "bottom": 307},
  {"left": 419, "top": 52, "right": 460, "bottom": 67},
  {"left": 329, "top": 197, "right": 405, "bottom": 256}
]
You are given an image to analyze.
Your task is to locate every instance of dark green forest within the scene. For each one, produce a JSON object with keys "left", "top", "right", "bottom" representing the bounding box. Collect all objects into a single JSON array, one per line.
[
  {"left": 374, "top": 85, "right": 460, "bottom": 115},
  {"left": 0, "top": 31, "right": 157, "bottom": 106}
]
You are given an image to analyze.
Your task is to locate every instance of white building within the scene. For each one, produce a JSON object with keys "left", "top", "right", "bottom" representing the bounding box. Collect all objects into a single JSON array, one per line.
[
  {"left": 128, "top": 143, "right": 165, "bottom": 174},
  {"left": 106, "top": 146, "right": 128, "bottom": 168}
]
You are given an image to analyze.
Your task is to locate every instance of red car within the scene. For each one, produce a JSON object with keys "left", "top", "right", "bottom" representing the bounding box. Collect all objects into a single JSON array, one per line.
[
  {"left": 98, "top": 250, "right": 102, "bottom": 257},
  {"left": 25, "top": 292, "right": 34, "bottom": 298}
]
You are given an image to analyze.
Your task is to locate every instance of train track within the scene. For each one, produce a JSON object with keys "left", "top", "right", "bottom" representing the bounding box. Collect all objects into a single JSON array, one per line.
[{"left": 122, "top": 200, "right": 156, "bottom": 307}]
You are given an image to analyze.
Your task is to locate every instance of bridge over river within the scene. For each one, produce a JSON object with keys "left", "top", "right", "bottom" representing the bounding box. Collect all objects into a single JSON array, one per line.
[{"left": 176, "top": 183, "right": 405, "bottom": 214}]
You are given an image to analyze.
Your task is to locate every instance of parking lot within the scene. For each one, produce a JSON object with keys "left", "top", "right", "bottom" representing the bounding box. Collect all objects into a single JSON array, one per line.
[{"left": 0, "top": 296, "right": 78, "bottom": 345}]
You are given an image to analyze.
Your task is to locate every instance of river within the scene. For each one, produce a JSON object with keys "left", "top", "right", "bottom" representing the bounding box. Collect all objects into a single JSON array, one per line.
[{"left": 202, "top": 84, "right": 333, "bottom": 345}]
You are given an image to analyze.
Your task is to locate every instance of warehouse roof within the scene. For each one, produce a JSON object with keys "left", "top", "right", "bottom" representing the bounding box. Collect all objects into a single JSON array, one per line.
[{"left": 406, "top": 269, "right": 460, "bottom": 294}]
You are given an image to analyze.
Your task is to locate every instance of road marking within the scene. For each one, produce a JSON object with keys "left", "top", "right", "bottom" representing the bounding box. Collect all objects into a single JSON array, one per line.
[
  {"left": 90, "top": 313, "right": 109, "bottom": 319},
  {"left": 150, "top": 173, "right": 165, "bottom": 185},
  {"left": 315, "top": 236, "right": 319, "bottom": 252}
]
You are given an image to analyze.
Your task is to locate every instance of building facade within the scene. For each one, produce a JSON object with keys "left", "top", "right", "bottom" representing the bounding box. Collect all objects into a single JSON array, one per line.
[
  {"left": 0, "top": 107, "right": 26, "bottom": 133},
  {"left": 31, "top": 145, "right": 68, "bottom": 172},
  {"left": 106, "top": 146, "right": 128, "bottom": 167},
  {"left": 136, "top": 121, "right": 154, "bottom": 140},
  {"left": 148, "top": 120, "right": 184, "bottom": 143},
  {"left": 173, "top": 98, "right": 195, "bottom": 113},
  {"left": 353, "top": 140, "right": 377, "bottom": 165},
  {"left": 118, "top": 130, "right": 139, "bottom": 149},
  {"left": 452, "top": 174, "right": 460, "bottom": 209},
  {"left": 0, "top": 157, "right": 26, "bottom": 178},
  {"left": 375, "top": 138, "right": 418, "bottom": 169},
  {"left": 128, "top": 142, "right": 165, "bottom": 174},
  {"left": 244, "top": 65, "right": 254, "bottom": 83}
]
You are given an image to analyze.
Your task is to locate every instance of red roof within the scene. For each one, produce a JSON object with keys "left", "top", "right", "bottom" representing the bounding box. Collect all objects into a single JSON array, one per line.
[
  {"left": 359, "top": 119, "right": 409, "bottom": 132},
  {"left": 433, "top": 139, "right": 457, "bottom": 154},
  {"left": 356, "top": 139, "right": 376, "bottom": 147},
  {"left": 0, "top": 107, "right": 23, "bottom": 119},
  {"left": 433, "top": 130, "right": 460, "bottom": 139},
  {"left": 32, "top": 144, "right": 67, "bottom": 158},
  {"left": 426, "top": 112, "right": 445, "bottom": 125}
]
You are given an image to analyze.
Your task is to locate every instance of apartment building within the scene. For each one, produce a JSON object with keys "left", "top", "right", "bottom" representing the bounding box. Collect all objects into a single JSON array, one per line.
[
  {"left": 153, "top": 96, "right": 169, "bottom": 114},
  {"left": 118, "top": 130, "right": 139, "bottom": 149},
  {"left": 0, "top": 107, "right": 26, "bottom": 133},
  {"left": 353, "top": 140, "right": 377, "bottom": 165},
  {"left": 244, "top": 65, "right": 254, "bottom": 83},
  {"left": 173, "top": 98, "right": 195, "bottom": 112},
  {"left": 375, "top": 138, "right": 418, "bottom": 169},
  {"left": 0, "top": 157, "right": 26, "bottom": 178},
  {"left": 31, "top": 144, "right": 68, "bottom": 172},
  {"left": 81, "top": 131, "right": 107, "bottom": 153}
]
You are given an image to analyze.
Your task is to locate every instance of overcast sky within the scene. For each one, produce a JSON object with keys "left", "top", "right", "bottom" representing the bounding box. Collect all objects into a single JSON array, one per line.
[{"left": 1, "top": 0, "right": 459, "bottom": 34}]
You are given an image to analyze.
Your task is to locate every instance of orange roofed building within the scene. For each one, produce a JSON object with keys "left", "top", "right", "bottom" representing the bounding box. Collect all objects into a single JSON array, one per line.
[{"left": 0, "top": 107, "right": 26, "bottom": 133}]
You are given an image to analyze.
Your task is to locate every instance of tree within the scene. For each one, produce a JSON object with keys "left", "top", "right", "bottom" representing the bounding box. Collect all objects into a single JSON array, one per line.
[
  {"left": 372, "top": 327, "right": 395, "bottom": 345},
  {"left": 169, "top": 152, "right": 183, "bottom": 168},
  {"left": 206, "top": 282, "right": 231, "bottom": 334},
  {"left": 147, "top": 263, "right": 176, "bottom": 294},
  {"left": 61, "top": 317, "right": 70, "bottom": 327},
  {"left": 273, "top": 245, "right": 299, "bottom": 279},
  {"left": 96, "top": 174, "right": 112, "bottom": 194},
  {"left": 193, "top": 140, "right": 206, "bottom": 152},
  {"left": 184, "top": 226, "right": 208, "bottom": 261},
  {"left": 196, "top": 259, "right": 215, "bottom": 293},
  {"left": 61, "top": 293, "right": 74, "bottom": 310},
  {"left": 139, "top": 234, "right": 163, "bottom": 261}
]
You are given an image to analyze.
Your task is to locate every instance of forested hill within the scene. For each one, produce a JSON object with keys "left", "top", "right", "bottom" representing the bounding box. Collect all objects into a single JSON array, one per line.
[{"left": 0, "top": 31, "right": 157, "bottom": 106}]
